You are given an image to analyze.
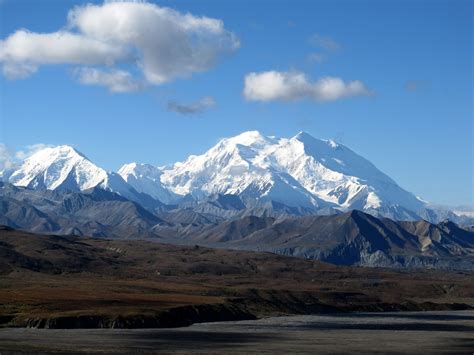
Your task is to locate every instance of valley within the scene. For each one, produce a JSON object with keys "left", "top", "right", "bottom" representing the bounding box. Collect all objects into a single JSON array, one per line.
[{"left": 0, "top": 227, "right": 473, "bottom": 330}]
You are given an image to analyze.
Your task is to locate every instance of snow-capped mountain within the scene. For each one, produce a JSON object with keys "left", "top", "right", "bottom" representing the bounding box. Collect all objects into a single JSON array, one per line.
[
  {"left": 118, "top": 163, "right": 176, "bottom": 204},
  {"left": 2, "top": 131, "right": 434, "bottom": 220},
  {"left": 155, "top": 131, "right": 426, "bottom": 218},
  {"left": 160, "top": 131, "right": 330, "bottom": 208},
  {"left": 6, "top": 145, "right": 139, "bottom": 202},
  {"left": 268, "top": 132, "right": 426, "bottom": 215}
]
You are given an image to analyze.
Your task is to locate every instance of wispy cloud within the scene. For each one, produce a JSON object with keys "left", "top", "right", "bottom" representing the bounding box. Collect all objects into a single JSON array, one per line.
[
  {"left": 243, "top": 70, "right": 373, "bottom": 102},
  {"left": 74, "top": 67, "right": 145, "bottom": 93},
  {"left": 14, "top": 144, "right": 54, "bottom": 160},
  {"left": 309, "top": 34, "right": 341, "bottom": 52},
  {"left": 167, "top": 97, "right": 216, "bottom": 115},
  {"left": 306, "top": 34, "right": 341, "bottom": 65},
  {"left": 307, "top": 52, "right": 325, "bottom": 63},
  {"left": 0, "top": 144, "right": 14, "bottom": 172},
  {"left": 0, "top": 143, "right": 53, "bottom": 173},
  {"left": 404, "top": 80, "right": 429, "bottom": 92}
]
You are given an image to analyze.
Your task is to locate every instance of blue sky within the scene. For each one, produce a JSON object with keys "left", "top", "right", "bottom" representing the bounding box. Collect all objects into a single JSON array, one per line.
[{"left": 0, "top": 0, "right": 472, "bottom": 206}]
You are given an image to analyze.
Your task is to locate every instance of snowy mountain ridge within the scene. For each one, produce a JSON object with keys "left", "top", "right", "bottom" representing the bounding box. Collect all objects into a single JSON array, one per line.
[
  {"left": 1, "top": 131, "right": 446, "bottom": 221},
  {"left": 5, "top": 145, "right": 140, "bottom": 203},
  {"left": 7, "top": 145, "right": 106, "bottom": 191},
  {"left": 118, "top": 162, "right": 176, "bottom": 204},
  {"left": 158, "top": 131, "right": 425, "bottom": 217}
]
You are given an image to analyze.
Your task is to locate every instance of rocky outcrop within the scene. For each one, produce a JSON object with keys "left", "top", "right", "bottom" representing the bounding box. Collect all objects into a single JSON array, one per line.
[
  {"left": 15, "top": 298, "right": 472, "bottom": 329},
  {"left": 22, "top": 303, "right": 256, "bottom": 329}
]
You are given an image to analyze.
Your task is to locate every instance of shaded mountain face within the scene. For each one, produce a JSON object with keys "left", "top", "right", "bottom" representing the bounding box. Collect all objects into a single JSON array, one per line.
[
  {"left": 2, "top": 182, "right": 472, "bottom": 270},
  {"left": 153, "top": 210, "right": 474, "bottom": 270},
  {"left": 0, "top": 182, "right": 164, "bottom": 238}
]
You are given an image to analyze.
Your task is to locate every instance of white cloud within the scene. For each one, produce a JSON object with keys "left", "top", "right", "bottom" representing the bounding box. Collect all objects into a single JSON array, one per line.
[
  {"left": 0, "top": 144, "right": 14, "bottom": 172},
  {"left": 0, "top": 1, "right": 239, "bottom": 87},
  {"left": 167, "top": 96, "right": 216, "bottom": 114},
  {"left": 243, "top": 71, "right": 373, "bottom": 102},
  {"left": 309, "top": 34, "right": 341, "bottom": 52},
  {"left": 74, "top": 67, "right": 144, "bottom": 93},
  {"left": 0, "top": 30, "right": 128, "bottom": 79},
  {"left": 14, "top": 144, "right": 54, "bottom": 160},
  {"left": 2, "top": 61, "right": 38, "bottom": 79},
  {"left": 0, "top": 143, "right": 52, "bottom": 174}
]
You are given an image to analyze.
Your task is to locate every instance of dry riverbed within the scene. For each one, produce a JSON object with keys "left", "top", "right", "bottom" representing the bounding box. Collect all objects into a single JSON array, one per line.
[{"left": 0, "top": 311, "right": 473, "bottom": 354}]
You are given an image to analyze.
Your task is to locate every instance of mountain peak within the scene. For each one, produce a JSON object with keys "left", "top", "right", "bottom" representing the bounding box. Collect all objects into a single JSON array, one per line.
[
  {"left": 118, "top": 162, "right": 175, "bottom": 203},
  {"left": 225, "top": 130, "right": 271, "bottom": 147},
  {"left": 54, "top": 144, "right": 81, "bottom": 153},
  {"left": 21, "top": 145, "right": 92, "bottom": 171},
  {"left": 118, "top": 162, "right": 160, "bottom": 178},
  {"left": 236, "top": 130, "right": 263, "bottom": 138},
  {"left": 119, "top": 163, "right": 165, "bottom": 183},
  {"left": 294, "top": 131, "right": 314, "bottom": 141},
  {"left": 8, "top": 144, "right": 107, "bottom": 191},
  {"left": 158, "top": 130, "right": 426, "bottom": 214},
  {"left": 31, "top": 144, "right": 87, "bottom": 160},
  {"left": 293, "top": 132, "right": 340, "bottom": 149}
]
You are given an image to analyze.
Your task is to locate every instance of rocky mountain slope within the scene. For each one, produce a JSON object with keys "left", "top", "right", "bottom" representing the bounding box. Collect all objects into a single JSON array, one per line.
[
  {"left": 160, "top": 210, "right": 474, "bottom": 270},
  {"left": 0, "top": 182, "right": 165, "bottom": 238},
  {"left": 1, "top": 182, "right": 472, "bottom": 270}
]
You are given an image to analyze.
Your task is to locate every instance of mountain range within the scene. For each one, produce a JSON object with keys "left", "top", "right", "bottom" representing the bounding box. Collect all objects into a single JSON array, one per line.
[
  {"left": 163, "top": 210, "right": 474, "bottom": 270},
  {"left": 1, "top": 131, "right": 473, "bottom": 270},
  {"left": 1, "top": 181, "right": 473, "bottom": 270},
  {"left": 1, "top": 131, "right": 469, "bottom": 223}
]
